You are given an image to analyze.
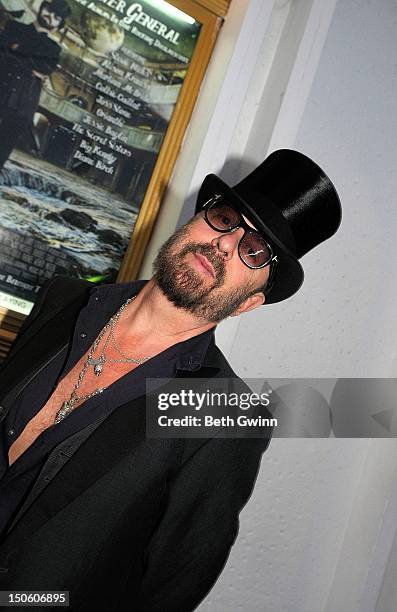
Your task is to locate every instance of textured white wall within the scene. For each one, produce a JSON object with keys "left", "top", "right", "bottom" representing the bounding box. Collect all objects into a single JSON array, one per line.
[
  {"left": 224, "top": 0, "right": 397, "bottom": 379},
  {"left": 198, "top": 439, "right": 369, "bottom": 612},
  {"left": 199, "top": 0, "right": 397, "bottom": 610},
  {"left": 376, "top": 527, "right": 397, "bottom": 612}
]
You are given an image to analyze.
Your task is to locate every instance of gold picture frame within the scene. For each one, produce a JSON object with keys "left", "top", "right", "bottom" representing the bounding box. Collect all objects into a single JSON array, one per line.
[
  {"left": 0, "top": 0, "right": 229, "bottom": 360},
  {"left": 117, "top": 0, "right": 222, "bottom": 281}
]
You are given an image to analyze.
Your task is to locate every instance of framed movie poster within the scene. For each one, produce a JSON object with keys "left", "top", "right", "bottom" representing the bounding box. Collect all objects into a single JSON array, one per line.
[{"left": 0, "top": 0, "right": 227, "bottom": 356}]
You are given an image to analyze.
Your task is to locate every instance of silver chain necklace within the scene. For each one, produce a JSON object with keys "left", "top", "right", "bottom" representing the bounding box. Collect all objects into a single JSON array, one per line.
[{"left": 54, "top": 295, "right": 152, "bottom": 424}]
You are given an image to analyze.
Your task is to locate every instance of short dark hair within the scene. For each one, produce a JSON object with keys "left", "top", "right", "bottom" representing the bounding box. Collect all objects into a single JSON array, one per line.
[{"left": 39, "top": 0, "right": 71, "bottom": 28}]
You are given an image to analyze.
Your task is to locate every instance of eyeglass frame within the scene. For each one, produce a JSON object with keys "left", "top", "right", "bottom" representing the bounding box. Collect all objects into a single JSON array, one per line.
[{"left": 201, "top": 194, "right": 278, "bottom": 294}]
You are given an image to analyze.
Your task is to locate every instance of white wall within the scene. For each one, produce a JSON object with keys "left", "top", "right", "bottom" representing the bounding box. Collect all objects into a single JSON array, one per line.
[
  {"left": 140, "top": 0, "right": 397, "bottom": 610},
  {"left": 227, "top": 0, "right": 397, "bottom": 380},
  {"left": 198, "top": 439, "right": 397, "bottom": 612}
]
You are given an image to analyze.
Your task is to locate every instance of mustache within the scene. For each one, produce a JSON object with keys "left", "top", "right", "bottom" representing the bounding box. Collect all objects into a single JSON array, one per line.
[{"left": 181, "top": 242, "right": 225, "bottom": 273}]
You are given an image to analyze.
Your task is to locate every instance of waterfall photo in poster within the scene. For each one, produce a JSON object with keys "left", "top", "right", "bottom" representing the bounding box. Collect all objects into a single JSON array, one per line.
[{"left": 0, "top": 0, "right": 201, "bottom": 309}]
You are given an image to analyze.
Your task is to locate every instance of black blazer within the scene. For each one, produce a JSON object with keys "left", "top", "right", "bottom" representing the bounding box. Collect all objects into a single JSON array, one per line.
[{"left": 0, "top": 276, "right": 273, "bottom": 611}]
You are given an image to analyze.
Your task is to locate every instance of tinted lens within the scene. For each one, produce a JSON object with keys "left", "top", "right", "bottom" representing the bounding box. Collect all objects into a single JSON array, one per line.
[
  {"left": 207, "top": 202, "right": 241, "bottom": 231},
  {"left": 239, "top": 232, "right": 272, "bottom": 268}
]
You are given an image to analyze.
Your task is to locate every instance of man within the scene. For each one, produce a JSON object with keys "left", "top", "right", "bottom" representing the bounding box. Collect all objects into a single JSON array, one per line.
[
  {"left": 0, "top": 150, "right": 341, "bottom": 611},
  {"left": 0, "top": 0, "right": 70, "bottom": 169}
]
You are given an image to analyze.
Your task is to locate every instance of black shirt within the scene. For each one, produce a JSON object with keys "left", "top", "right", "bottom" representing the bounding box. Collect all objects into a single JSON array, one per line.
[{"left": 0, "top": 280, "right": 215, "bottom": 537}]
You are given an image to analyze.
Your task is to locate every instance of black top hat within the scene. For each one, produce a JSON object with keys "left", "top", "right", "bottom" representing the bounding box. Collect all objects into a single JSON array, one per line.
[{"left": 195, "top": 149, "right": 342, "bottom": 304}]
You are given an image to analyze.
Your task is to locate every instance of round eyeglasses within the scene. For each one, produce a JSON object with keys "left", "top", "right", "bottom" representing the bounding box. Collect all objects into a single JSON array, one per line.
[{"left": 202, "top": 194, "right": 277, "bottom": 271}]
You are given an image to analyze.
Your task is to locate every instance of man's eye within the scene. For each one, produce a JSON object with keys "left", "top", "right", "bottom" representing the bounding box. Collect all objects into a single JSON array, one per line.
[
  {"left": 213, "top": 212, "right": 231, "bottom": 226},
  {"left": 246, "top": 245, "right": 263, "bottom": 261}
]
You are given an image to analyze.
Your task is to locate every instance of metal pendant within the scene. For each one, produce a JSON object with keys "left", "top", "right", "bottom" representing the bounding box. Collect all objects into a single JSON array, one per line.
[
  {"left": 54, "top": 400, "right": 72, "bottom": 424},
  {"left": 87, "top": 356, "right": 105, "bottom": 376}
]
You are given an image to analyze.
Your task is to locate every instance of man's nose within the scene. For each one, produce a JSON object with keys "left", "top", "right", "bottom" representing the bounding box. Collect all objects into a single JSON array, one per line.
[{"left": 211, "top": 227, "right": 244, "bottom": 261}]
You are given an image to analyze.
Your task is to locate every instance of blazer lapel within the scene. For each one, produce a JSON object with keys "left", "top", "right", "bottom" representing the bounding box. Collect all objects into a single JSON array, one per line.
[
  {"left": 1, "top": 393, "right": 149, "bottom": 556},
  {"left": 0, "top": 285, "right": 92, "bottom": 406}
]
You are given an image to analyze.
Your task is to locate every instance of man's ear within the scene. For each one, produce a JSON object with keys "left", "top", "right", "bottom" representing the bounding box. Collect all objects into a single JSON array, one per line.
[{"left": 229, "top": 292, "right": 266, "bottom": 317}]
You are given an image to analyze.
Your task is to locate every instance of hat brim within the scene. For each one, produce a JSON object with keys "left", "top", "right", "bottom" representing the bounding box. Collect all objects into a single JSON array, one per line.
[{"left": 196, "top": 174, "right": 305, "bottom": 305}]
